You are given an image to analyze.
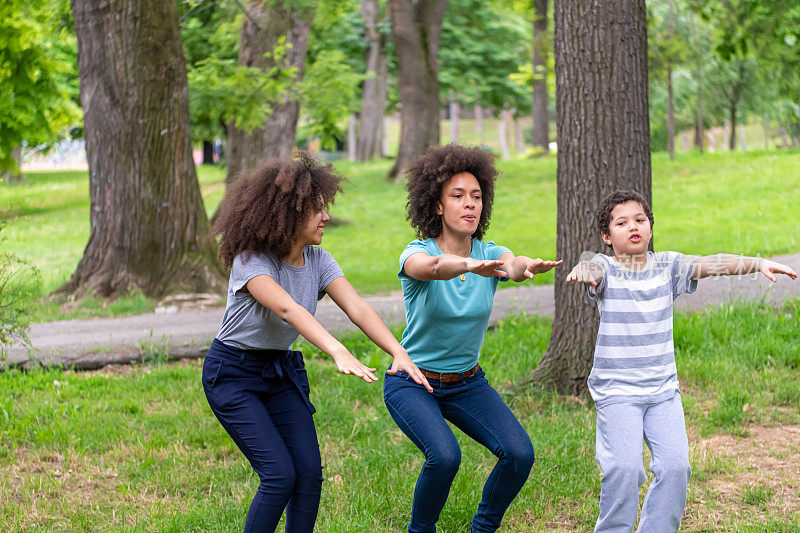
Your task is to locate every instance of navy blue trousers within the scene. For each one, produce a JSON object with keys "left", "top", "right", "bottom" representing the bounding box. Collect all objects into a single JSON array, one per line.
[
  {"left": 203, "top": 339, "right": 323, "bottom": 533},
  {"left": 384, "top": 368, "right": 535, "bottom": 533}
]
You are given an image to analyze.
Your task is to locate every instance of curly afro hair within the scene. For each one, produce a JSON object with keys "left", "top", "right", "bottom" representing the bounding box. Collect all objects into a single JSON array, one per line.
[
  {"left": 405, "top": 144, "right": 498, "bottom": 240},
  {"left": 596, "top": 189, "right": 654, "bottom": 238},
  {"left": 210, "top": 151, "right": 346, "bottom": 269}
]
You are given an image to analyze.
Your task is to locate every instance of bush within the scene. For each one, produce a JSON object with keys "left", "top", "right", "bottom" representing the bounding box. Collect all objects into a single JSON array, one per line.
[{"left": 0, "top": 210, "right": 40, "bottom": 357}]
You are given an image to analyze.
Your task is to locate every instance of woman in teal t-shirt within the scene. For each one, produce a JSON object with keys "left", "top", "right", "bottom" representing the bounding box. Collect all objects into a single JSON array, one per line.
[{"left": 384, "top": 144, "right": 561, "bottom": 533}]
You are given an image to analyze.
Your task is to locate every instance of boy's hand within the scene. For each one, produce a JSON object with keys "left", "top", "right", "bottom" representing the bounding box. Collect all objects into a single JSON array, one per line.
[
  {"left": 466, "top": 258, "right": 507, "bottom": 278},
  {"left": 565, "top": 261, "right": 604, "bottom": 286},
  {"left": 759, "top": 259, "right": 798, "bottom": 282},
  {"left": 523, "top": 258, "right": 563, "bottom": 279}
]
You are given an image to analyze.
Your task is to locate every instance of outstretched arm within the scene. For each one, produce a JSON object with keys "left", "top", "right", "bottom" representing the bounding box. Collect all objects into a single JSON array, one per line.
[
  {"left": 691, "top": 255, "right": 798, "bottom": 282},
  {"left": 498, "top": 252, "right": 562, "bottom": 282},
  {"left": 402, "top": 252, "right": 507, "bottom": 281},
  {"left": 246, "top": 275, "right": 378, "bottom": 383},
  {"left": 565, "top": 261, "right": 605, "bottom": 286},
  {"left": 325, "top": 277, "right": 433, "bottom": 392}
]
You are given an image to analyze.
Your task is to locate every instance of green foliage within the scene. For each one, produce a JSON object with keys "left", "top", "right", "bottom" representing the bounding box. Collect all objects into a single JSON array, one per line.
[
  {"left": 181, "top": 3, "right": 298, "bottom": 141},
  {"left": 299, "top": 50, "right": 364, "bottom": 149},
  {"left": 0, "top": 0, "right": 80, "bottom": 172},
  {"left": 440, "top": 0, "right": 531, "bottom": 113}
]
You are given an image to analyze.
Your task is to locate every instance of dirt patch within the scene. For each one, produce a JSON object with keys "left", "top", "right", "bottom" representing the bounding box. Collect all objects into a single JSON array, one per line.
[{"left": 684, "top": 424, "right": 800, "bottom": 529}]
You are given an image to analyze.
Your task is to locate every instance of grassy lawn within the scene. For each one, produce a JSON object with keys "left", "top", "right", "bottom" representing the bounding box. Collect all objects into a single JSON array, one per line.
[
  {"left": 2, "top": 149, "right": 799, "bottom": 322},
  {"left": 1, "top": 301, "right": 799, "bottom": 531}
]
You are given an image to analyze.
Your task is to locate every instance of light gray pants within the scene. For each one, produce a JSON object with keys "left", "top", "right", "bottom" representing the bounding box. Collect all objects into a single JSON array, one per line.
[{"left": 594, "top": 393, "right": 691, "bottom": 533}]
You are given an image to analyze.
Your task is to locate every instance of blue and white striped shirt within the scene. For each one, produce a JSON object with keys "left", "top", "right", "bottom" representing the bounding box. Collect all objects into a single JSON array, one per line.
[{"left": 586, "top": 251, "right": 698, "bottom": 407}]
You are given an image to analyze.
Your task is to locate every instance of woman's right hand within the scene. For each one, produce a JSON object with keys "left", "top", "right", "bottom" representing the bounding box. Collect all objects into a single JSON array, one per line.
[
  {"left": 465, "top": 258, "right": 507, "bottom": 278},
  {"left": 331, "top": 350, "right": 379, "bottom": 383},
  {"left": 565, "top": 261, "right": 604, "bottom": 286},
  {"left": 387, "top": 353, "right": 434, "bottom": 393}
]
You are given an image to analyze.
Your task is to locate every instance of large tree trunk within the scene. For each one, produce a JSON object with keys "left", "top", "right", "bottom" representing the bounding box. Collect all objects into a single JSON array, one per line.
[
  {"left": 387, "top": 0, "right": 448, "bottom": 179},
  {"left": 202, "top": 140, "right": 214, "bottom": 165},
  {"left": 525, "top": 0, "right": 652, "bottom": 396},
  {"left": 531, "top": 0, "right": 549, "bottom": 152},
  {"left": 63, "top": 0, "right": 223, "bottom": 299},
  {"left": 1, "top": 146, "right": 23, "bottom": 183},
  {"left": 225, "top": 1, "right": 313, "bottom": 184},
  {"left": 357, "top": 0, "right": 388, "bottom": 161}
]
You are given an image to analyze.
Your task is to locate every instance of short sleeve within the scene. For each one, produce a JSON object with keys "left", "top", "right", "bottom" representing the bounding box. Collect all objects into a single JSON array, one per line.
[
  {"left": 229, "top": 252, "right": 279, "bottom": 294},
  {"left": 482, "top": 241, "right": 512, "bottom": 261},
  {"left": 667, "top": 252, "right": 699, "bottom": 298},
  {"left": 585, "top": 253, "right": 609, "bottom": 302},
  {"left": 398, "top": 240, "right": 430, "bottom": 280},
  {"left": 313, "top": 247, "right": 345, "bottom": 296}
]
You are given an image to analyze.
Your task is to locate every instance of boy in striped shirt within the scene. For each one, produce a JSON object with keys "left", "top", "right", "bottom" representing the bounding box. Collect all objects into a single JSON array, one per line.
[{"left": 566, "top": 190, "right": 797, "bottom": 533}]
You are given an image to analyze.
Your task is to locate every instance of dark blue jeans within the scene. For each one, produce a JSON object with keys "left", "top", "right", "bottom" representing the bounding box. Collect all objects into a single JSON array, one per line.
[
  {"left": 203, "top": 339, "right": 323, "bottom": 533},
  {"left": 384, "top": 367, "right": 535, "bottom": 533}
]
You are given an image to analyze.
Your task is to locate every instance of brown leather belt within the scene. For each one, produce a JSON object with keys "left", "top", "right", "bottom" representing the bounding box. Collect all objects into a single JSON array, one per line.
[{"left": 419, "top": 364, "right": 480, "bottom": 383}]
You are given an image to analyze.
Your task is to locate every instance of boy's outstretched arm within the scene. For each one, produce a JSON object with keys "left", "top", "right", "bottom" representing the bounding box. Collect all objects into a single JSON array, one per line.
[
  {"left": 565, "top": 261, "right": 604, "bottom": 286},
  {"left": 691, "top": 254, "right": 798, "bottom": 282}
]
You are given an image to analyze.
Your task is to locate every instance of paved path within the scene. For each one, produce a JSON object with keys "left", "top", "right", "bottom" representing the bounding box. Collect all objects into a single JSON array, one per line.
[{"left": 5, "top": 254, "right": 799, "bottom": 370}]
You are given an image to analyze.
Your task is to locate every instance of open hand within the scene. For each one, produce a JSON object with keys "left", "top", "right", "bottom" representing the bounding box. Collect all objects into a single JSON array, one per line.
[
  {"left": 759, "top": 260, "right": 798, "bottom": 282},
  {"left": 332, "top": 351, "right": 378, "bottom": 383},
  {"left": 523, "top": 258, "right": 563, "bottom": 279},
  {"left": 565, "top": 261, "right": 604, "bottom": 286},
  {"left": 387, "top": 353, "right": 433, "bottom": 393},
  {"left": 466, "top": 258, "right": 507, "bottom": 278}
]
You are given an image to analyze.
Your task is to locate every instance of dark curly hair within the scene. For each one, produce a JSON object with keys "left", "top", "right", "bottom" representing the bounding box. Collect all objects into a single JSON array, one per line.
[
  {"left": 596, "top": 189, "right": 654, "bottom": 238},
  {"left": 210, "top": 151, "right": 346, "bottom": 269},
  {"left": 405, "top": 144, "right": 498, "bottom": 240}
]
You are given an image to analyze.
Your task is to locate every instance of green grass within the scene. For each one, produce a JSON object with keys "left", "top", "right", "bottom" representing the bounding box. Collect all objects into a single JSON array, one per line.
[
  {"left": 1, "top": 301, "right": 799, "bottom": 531},
  {"left": 2, "top": 149, "right": 799, "bottom": 322}
]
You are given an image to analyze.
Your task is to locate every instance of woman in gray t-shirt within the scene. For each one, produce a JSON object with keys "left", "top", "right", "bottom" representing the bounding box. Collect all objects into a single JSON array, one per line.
[{"left": 204, "top": 152, "right": 431, "bottom": 533}]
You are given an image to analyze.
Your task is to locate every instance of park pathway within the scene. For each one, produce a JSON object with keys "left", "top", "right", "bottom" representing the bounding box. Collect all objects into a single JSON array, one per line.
[{"left": 5, "top": 253, "right": 800, "bottom": 370}]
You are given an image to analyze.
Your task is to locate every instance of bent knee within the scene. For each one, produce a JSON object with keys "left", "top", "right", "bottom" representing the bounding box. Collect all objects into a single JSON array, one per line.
[
  {"left": 425, "top": 445, "right": 462, "bottom": 475},
  {"left": 256, "top": 465, "right": 297, "bottom": 496},
  {"left": 500, "top": 441, "right": 535, "bottom": 474},
  {"left": 601, "top": 460, "right": 646, "bottom": 486}
]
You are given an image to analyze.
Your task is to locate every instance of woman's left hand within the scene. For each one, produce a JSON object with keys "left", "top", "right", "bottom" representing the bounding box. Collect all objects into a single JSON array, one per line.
[
  {"left": 388, "top": 353, "right": 433, "bottom": 393},
  {"left": 523, "top": 258, "right": 563, "bottom": 279}
]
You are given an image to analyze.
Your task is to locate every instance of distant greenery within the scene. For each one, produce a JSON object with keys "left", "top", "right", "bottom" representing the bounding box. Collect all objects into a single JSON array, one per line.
[{"left": 1, "top": 300, "right": 798, "bottom": 530}]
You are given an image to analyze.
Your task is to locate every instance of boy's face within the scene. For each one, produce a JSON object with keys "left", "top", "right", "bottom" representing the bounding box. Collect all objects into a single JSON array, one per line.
[{"left": 601, "top": 200, "right": 652, "bottom": 256}]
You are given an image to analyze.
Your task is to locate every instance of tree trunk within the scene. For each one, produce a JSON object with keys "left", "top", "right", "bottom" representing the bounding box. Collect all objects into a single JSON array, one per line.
[
  {"left": 532, "top": 0, "right": 549, "bottom": 152},
  {"left": 202, "top": 140, "right": 214, "bottom": 165},
  {"left": 348, "top": 114, "right": 358, "bottom": 161},
  {"left": 667, "top": 66, "right": 675, "bottom": 159},
  {"left": 524, "top": 0, "right": 652, "bottom": 396},
  {"left": 449, "top": 94, "right": 460, "bottom": 144},
  {"left": 513, "top": 113, "right": 525, "bottom": 153},
  {"left": 694, "top": 68, "right": 704, "bottom": 152},
  {"left": 728, "top": 103, "right": 737, "bottom": 151},
  {"left": 1, "top": 146, "right": 23, "bottom": 183},
  {"left": 498, "top": 109, "right": 511, "bottom": 160},
  {"left": 387, "top": 0, "right": 448, "bottom": 179},
  {"left": 357, "top": 0, "right": 388, "bottom": 161},
  {"left": 474, "top": 103, "right": 484, "bottom": 144},
  {"left": 225, "top": 1, "right": 313, "bottom": 184},
  {"left": 63, "top": 0, "right": 223, "bottom": 299},
  {"left": 724, "top": 117, "right": 732, "bottom": 151}
]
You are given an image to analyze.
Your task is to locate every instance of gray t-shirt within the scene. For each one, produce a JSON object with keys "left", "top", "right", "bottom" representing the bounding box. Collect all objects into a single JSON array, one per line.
[{"left": 216, "top": 246, "right": 344, "bottom": 350}]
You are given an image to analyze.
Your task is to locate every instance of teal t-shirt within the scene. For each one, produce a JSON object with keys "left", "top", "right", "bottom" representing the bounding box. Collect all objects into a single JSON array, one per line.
[{"left": 398, "top": 238, "right": 511, "bottom": 373}]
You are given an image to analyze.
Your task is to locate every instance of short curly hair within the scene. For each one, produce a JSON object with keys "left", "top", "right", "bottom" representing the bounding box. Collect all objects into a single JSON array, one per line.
[
  {"left": 405, "top": 144, "right": 498, "bottom": 240},
  {"left": 210, "top": 151, "right": 346, "bottom": 269},
  {"left": 596, "top": 189, "right": 654, "bottom": 237}
]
